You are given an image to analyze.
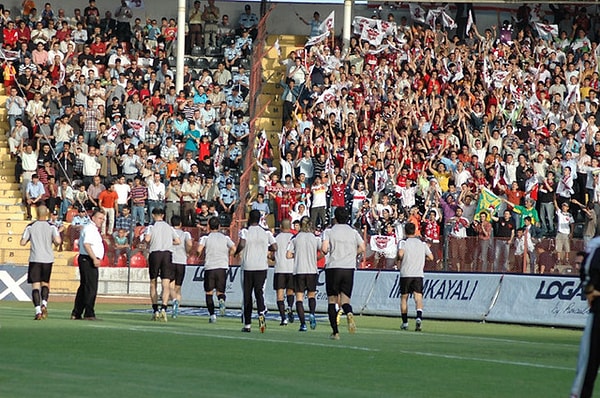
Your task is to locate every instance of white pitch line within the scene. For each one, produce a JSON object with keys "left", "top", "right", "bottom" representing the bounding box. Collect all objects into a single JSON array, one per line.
[
  {"left": 398, "top": 350, "right": 573, "bottom": 371},
  {"left": 87, "top": 323, "right": 379, "bottom": 352},
  {"left": 355, "top": 327, "right": 580, "bottom": 349}
]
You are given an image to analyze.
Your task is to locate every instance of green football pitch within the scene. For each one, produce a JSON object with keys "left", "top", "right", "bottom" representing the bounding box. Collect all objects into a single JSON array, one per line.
[{"left": 0, "top": 302, "right": 591, "bottom": 398}]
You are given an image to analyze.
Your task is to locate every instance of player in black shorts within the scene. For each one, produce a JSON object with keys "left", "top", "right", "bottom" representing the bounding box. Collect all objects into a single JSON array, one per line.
[
  {"left": 198, "top": 217, "right": 235, "bottom": 323},
  {"left": 397, "top": 222, "right": 433, "bottom": 331},
  {"left": 145, "top": 208, "right": 181, "bottom": 322},
  {"left": 321, "top": 208, "right": 365, "bottom": 340},
  {"left": 287, "top": 217, "right": 320, "bottom": 331},
  {"left": 273, "top": 219, "right": 295, "bottom": 325}
]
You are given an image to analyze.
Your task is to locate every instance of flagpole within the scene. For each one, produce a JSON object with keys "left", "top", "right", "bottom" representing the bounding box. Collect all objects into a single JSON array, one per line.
[{"left": 342, "top": 0, "right": 352, "bottom": 54}]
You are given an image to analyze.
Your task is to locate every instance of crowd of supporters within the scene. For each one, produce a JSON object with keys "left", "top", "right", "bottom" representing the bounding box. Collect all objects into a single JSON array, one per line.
[
  {"left": 7, "top": 1, "right": 260, "bottom": 247},
  {"left": 257, "top": 4, "right": 600, "bottom": 273}
]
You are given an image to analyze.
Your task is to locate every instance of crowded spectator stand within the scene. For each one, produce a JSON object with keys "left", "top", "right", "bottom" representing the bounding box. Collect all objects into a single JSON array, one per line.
[
  {"left": 262, "top": 3, "right": 600, "bottom": 275},
  {"left": 1, "top": 0, "right": 273, "bottom": 270}
]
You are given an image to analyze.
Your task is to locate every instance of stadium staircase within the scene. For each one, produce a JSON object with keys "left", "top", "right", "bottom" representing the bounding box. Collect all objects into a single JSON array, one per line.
[
  {"left": 0, "top": 85, "right": 80, "bottom": 293},
  {"left": 252, "top": 34, "right": 305, "bottom": 227}
]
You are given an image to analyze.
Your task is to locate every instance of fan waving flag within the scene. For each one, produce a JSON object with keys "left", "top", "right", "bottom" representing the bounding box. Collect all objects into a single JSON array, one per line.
[
  {"left": 320, "top": 11, "right": 334, "bottom": 33},
  {"left": 475, "top": 187, "right": 502, "bottom": 217}
]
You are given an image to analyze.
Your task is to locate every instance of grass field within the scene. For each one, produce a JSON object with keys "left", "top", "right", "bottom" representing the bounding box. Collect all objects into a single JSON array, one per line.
[{"left": 0, "top": 301, "right": 591, "bottom": 398}]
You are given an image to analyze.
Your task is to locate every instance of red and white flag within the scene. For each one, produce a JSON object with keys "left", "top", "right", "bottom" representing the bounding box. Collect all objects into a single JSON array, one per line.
[
  {"left": 441, "top": 10, "right": 457, "bottom": 30},
  {"left": 534, "top": 22, "right": 558, "bottom": 41},
  {"left": 426, "top": 9, "right": 441, "bottom": 28},
  {"left": 305, "top": 31, "right": 330, "bottom": 47},
  {"left": 360, "top": 24, "right": 386, "bottom": 46},
  {"left": 466, "top": 10, "right": 474, "bottom": 35},
  {"left": 127, "top": 119, "right": 146, "bottom": 141},
  {"left": 320, "top": 11, "right": 334, "bottom": 33},
  {"left": 369, "top": 235, "right": 397, "bottom": 254}
]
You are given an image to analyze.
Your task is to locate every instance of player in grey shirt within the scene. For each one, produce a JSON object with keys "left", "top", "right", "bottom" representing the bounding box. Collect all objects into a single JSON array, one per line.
[
  {"left": 397, "top": 222, "right": 433, "bottom": 332},
  {"left": 274, "top": 219, "right": 295, "bottom": 325},
  {"left": 145, "top": 208, "right": 181, "bottom": 322},
  {"left": 234, "top": 210, "right": 277, "bottom": 333},
  {"left": 20, "top": 205, "right": 62, "bottom": 320},
  {"left": 287, "top": 216, "right": 321, "bottom": 331},
  {"left": 198, "top": 216, "right": 235, "bottom": 323},
  {"left": 321, "top": 207, "right": 365, "bottom": 340},
  {"left": 170, "top": 215, "right": 193, "bottom": 319}
]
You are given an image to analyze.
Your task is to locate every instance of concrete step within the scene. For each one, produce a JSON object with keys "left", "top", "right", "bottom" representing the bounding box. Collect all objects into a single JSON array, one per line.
[
  {"left": 0, "top": 196, "right": 24, "bottom": 205},
  {"left": 0, "top": 204, "right": 25, "bottom": 220},
  {"left": 1, "top": 220, "right": 34, "bottom": 233},
  {"left": 266, "top": 34, "right": 305, "bottom": 46},
  {"left": 260, "top": 58, "right": 285, "bottom": 72},
  {"left": 0, "top": 160, "right": 17, "bottom": 170},
  {"left": 0, "top": 181, "right": 19, "bottom": 190},
  {"left": 262, "top": 83, "right": 283, "bottom": 95}
]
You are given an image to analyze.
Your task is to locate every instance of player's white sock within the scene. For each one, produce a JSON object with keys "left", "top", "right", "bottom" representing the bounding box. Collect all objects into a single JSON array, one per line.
[
  {"left": 35, "top": 305, "right": 41, "bottom": 314},
  {"left": 42, "top": 300, "right": 48, "bottom": 307}
]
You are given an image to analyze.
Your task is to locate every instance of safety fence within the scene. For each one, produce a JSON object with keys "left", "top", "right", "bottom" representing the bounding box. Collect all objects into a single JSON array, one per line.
[{"left": 362, "top": 233, "right": 583, "bottom": 276}]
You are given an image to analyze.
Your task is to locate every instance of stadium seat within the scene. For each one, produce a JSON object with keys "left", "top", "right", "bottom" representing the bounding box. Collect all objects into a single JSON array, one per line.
[
  {"left": 191, "top": 46, "right": 203, "bottom": 57},
  {"left": 195, "top": 57, "right": 210, "bottom": 70},
  {"left": 184, "top": 56, "right": 194, "bottom": 67},
  {"left": 167, "top": 56, "right": 177, "bottom": 67},
  {"left": 130, "top": 251, "right": 147, "bottom": 268},
  {"left": 116, "top": 253, "right": 128, "bottom": 267},
  {"left": 208, "top": 57, "right": 221, "bottom": 70}
]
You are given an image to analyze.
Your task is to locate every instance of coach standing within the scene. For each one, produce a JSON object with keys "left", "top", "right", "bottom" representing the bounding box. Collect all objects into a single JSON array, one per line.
[
  {"left": 321, "top": 207, "right": 365, "bottom": 340},
  {"left": 20, "top": 205, "right": 62, "bottom": 320},
  {"left": 235, "top": 209, "right": 277, "bottom": 333},
  {"left": 571, "top": 245, "right": 600, "bottom": 398},
  {"left": 71, "top": 210, "right": 106, "bottom": 320},
  {"left": 397, "top": 222, "right": 433, "bottom": 332},
  {"left": 145, "top": 208, "right": 181, "bottom": 322}
]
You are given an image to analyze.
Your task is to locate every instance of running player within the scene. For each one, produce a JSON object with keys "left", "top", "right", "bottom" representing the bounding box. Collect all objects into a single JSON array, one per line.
[
  {"left": 197, "top": 216, "right": 235, "bottom": 323},
  {"left": 273, "top": 219, "right": 295, "bottom": 325},
  {"left": 397, "top": 222, "right": 433, "bottom": 331},
  {"left": 321, "top": 207, "right": 365, "bottom": 340},
  {"left": 20, "top": 205, "right": 62, "bottom": 320},
  {"left": 145, "top": 208, "right": 181, "bottom": 322},
  {"left": 234, "top": 209, "right": 277, "bottom": 333},
  {"left": 286, "top": 216, "right": 320, "bottom": 331}
]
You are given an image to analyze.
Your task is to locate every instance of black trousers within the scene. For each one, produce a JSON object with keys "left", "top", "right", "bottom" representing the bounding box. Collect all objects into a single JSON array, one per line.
[
  {"left": 242, "top": 270, "right": 267, "bottom": 326},
  {"left": 572, "top": 311, "right": 600, "bottom": 398},
  {"left": 72, "top": 255, "right": 99, "bottom": 318}
]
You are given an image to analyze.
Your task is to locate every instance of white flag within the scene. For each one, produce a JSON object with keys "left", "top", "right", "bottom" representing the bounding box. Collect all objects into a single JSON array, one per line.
[
  {"left": 127, "top": 119, "right": 146, "bottom": 141},
  {"left": 441, "top": 11, "right": 457, "bottom": 30},
  {"left": 426, "top": 9, "right": 440, "bottom": 28},
  {"left": 534, "top": 22, "right": 558, "bottom": 41},
  {"left": 466, "top": 10, "right": 474, "bottom": 35},
  {"left": 319, "top": 11, "right": 334, "bottom": 33},
  {"left": 305, "top": 31, "right": 330, "bottom": 47},
  {"left": 408, "top": 3, "right": 426, "bottom": 24},
  {"left": 274, "top": 38, "right": 280, "bottom": 56},
  {"left": 360, "top": 23, "right": 386, "bottom": 46},
  {"left": 106, "top": 124, "right": 120, "bottom": 142},
  {"left": 369, "top": 235, "right": 397, "bottom": 255}
]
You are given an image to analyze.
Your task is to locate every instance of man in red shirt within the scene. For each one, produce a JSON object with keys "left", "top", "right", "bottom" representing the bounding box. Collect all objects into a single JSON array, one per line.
[
  {"left": 98, "top": 182, "right": 119, "bottom": 235},
  {"left": 330, "top": 173, "right": 346, "bottom": 224}
]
